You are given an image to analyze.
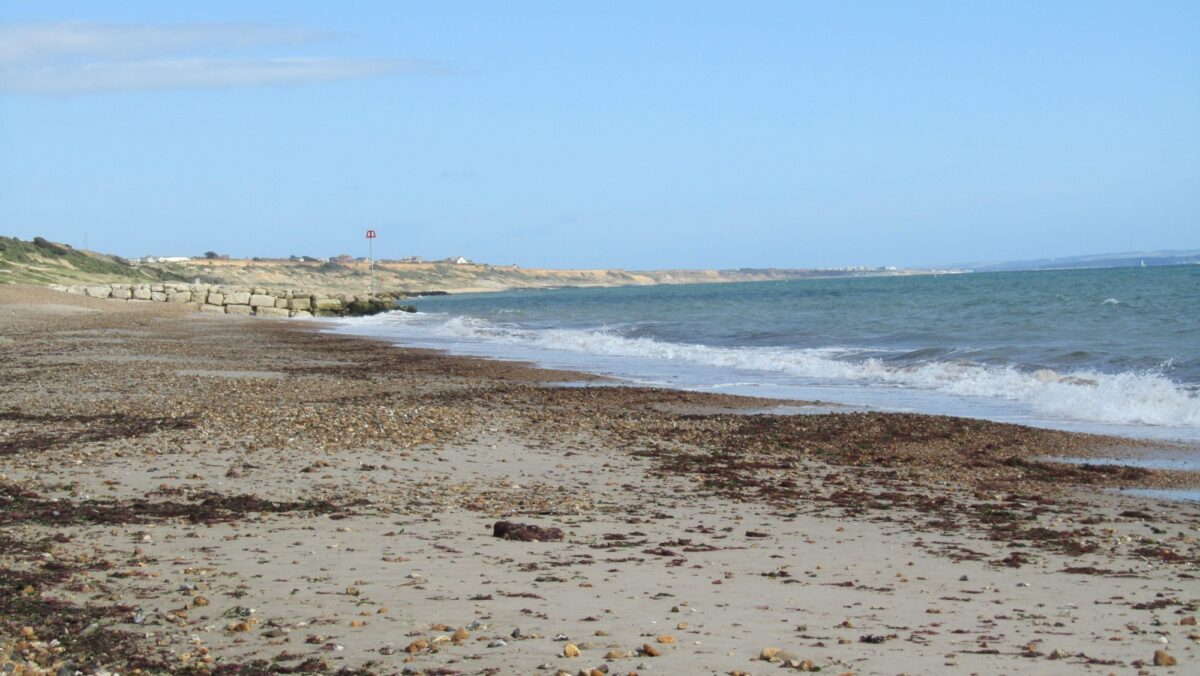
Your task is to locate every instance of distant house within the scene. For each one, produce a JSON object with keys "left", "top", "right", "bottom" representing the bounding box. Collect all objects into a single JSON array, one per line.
[
  {"left": 442, "top": 256, "right": 471, "bottom": 265},
  {"left": 398, "top": 256, "right": 423, "bottom": 263},
  {"left": 139, "top": 256, "right": 192, "bottom": 263}
]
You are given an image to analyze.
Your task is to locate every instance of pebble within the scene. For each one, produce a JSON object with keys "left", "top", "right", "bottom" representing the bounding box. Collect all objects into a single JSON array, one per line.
[
  {"left": 563, "top": 643, "right": 581, "bottom": 657},
  {"left": 1153, "top": 650, "right": 1176, "bottom": 666},
  {"left": 641, "top": 643, "right": 662, "bottom": 657},
  {"left": 405, "top": 639, "right": 429, "bottom": 654},
  {"left": 488, "top": 639, "right": 507, "bottom": 648}
]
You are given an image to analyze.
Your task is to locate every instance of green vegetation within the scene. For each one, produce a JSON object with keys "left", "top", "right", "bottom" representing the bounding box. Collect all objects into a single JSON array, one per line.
[{"left": 0, "top": 236, "right": 187, "bottom": 285}]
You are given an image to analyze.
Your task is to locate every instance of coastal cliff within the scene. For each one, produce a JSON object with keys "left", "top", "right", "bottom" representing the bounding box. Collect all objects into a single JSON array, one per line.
[{"left": 1, "top": 236, "right": 936, "bottom": 296}]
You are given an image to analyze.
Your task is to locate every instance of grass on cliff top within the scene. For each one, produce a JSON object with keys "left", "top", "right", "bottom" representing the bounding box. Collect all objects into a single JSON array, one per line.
[{"left": 0, "top": 236, "right": 187, "bottom": 285}]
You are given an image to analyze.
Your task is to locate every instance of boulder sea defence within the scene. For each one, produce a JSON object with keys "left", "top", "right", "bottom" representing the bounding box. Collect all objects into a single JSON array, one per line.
[{"left": 49, "top": 282, "right": 407, "bottom": 318}]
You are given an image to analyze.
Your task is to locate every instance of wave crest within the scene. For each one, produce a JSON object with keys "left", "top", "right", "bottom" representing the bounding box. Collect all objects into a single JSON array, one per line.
[{"left": 425, "top": 316, "right": 1200, "bottom": 428}]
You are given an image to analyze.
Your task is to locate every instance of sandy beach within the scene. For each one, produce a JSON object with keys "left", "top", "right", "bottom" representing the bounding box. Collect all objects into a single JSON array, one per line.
[{"left": 1, "top": 285, "right": 1197, "bottom": 675}]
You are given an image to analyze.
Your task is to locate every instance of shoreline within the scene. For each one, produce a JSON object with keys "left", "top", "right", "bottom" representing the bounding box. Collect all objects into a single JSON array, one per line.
[
  {"left": 321, "top": 317, "right": 1200, "bottom": 494},
  {"left": 323, "top": 292, "right": 1200, "bottom": 448},
  {"left": 2, "top": 285, "right": 1198, "bottom": 674}
]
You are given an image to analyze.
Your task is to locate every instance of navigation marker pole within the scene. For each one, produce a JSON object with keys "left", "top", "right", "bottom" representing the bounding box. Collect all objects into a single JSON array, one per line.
[{"left": 366, "top": 229, "right": 377, "bottom": 294}]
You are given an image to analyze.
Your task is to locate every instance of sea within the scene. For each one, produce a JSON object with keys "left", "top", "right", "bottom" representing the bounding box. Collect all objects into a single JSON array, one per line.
[{"left": 329, "top": 266, "right": 1200, "bottom": 468}]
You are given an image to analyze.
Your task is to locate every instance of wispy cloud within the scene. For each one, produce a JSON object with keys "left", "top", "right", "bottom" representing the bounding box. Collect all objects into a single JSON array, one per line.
[
  {"left": 0, "top": 22, "right": 445, "bottom": 94},
  {"left": 4, "top": 57, "right": 444, "bottom": 94},
  {"left": 0, "top": 22, "right": 326, "bottom": 64}
]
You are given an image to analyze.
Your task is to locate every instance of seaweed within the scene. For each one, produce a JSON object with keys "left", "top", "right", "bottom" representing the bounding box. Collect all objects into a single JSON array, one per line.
[
  {"left": 0, "top": 411, "right": 196, "bottom": 456},
  {"left": 1, "top": 482, "right": 362, "bottom": 527}
]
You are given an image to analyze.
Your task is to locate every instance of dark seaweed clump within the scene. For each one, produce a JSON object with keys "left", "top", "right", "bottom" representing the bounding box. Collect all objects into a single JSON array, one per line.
[
  {"left": 0, "top": 482, "right": 361, "bottom": 527},
  {"left": 0, "top": 482, "right": 365, "bottom": 672},
  {"left": 0, "top": 411, "right": 197, "bottom": 456},
  {"left": 0, "top": 563, "right": 168, "bottom": 672}
]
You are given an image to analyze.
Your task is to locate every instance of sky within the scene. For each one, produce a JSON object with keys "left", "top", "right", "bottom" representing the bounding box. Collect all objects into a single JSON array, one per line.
[{"left": 0, "top": 1, "right": 1197, "bottom": 270}]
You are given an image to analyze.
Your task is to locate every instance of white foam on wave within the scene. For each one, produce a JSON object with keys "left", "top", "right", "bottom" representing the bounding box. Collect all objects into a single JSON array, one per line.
[
  {"left": 425, "top": 316, "right": 1200, "bottom": 428},
  {"left": 338, "top": 312, "right": 1200, "bottom": 429}
]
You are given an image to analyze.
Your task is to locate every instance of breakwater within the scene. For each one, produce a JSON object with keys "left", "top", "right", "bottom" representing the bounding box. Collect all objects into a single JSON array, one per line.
[{"left": 50, "top": 282, "right": 399, "bottom": 317}]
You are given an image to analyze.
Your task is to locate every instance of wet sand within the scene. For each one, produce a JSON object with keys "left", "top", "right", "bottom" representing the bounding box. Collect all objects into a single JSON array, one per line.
[{"left": 1, "top": 285, "right": 1197, "bottom": 675}]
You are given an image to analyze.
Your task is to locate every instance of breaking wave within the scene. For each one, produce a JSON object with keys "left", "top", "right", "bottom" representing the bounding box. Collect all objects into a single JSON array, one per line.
[{"left": 423, "top": 316, "right": 1200, "bottom": 428}]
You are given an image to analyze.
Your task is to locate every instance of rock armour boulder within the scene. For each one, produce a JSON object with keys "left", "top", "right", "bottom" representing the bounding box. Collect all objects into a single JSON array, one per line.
[{"left": 55, "top": 283, "right": 399, "bottom": 319}]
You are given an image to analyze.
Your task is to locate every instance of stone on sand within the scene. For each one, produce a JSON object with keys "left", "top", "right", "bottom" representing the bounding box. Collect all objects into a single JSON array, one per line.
[{"left": 1153, "top": 650, "right": 1177, "bottom": 666}]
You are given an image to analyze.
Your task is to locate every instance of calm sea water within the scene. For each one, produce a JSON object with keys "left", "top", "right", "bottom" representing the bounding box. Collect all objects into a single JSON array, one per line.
[{"left": 331, "top": 266, "right": 1200, "bottom": 444}]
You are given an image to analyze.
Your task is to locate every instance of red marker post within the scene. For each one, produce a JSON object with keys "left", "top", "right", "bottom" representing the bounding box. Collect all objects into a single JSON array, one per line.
[{"left": 365, "top": 229, "right": 377, "bottom": 294}]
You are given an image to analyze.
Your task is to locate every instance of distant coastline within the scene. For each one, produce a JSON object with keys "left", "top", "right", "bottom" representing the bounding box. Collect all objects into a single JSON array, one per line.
[
  {"left": 956, "top": 248, "right": 1200, "bottom": 273},
  {"left": 4, "top": 234, "right": 1196, "bottom": 295},
  {"left": 1, "top": 235, "right": 959, "bottom": 295}
]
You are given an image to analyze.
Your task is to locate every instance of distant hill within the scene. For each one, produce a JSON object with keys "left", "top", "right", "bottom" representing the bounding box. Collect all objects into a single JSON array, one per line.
[
  {"left": 0, "top": 235, "right": 934, "bottom": 294},
  {"left": 157, "top": 257, "right": 927, "bottom": 295},
  {"left": 0, "top": 236, "right": 186, "bottom": 285},
  {"left": 964, "top": 249, "right": 1200, "bottom": 272}
]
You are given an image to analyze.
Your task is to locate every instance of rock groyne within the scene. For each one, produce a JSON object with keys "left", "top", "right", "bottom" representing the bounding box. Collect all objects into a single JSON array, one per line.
[{"left": 50, "top": 282, "right": 400, "bottom": 318}]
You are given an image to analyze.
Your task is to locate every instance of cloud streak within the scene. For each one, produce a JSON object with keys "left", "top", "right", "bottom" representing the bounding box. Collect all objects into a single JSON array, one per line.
[
  {"left": 3, "top": 57, "right": 444, "bottom": 94},
  {"left": 0, "top": 22, "right": 326, "bottom": 64},
  {"left": 0, "top": 22, "right": 444, "bottom": 94}
]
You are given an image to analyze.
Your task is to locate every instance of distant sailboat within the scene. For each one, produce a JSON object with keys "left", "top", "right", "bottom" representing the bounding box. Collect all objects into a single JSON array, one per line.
[{"left": 1141, "top": 259, "right": 1146, "bottom": 268}]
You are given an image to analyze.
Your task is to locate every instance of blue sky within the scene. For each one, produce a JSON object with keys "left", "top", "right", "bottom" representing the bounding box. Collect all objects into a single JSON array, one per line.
[{"left": 1, "top": 1, "right": 1197, "bottom": 269}]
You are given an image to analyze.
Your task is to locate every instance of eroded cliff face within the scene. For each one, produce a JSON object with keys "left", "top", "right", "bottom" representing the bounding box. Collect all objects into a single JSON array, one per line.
[
  {"left": 3, "top": 236, "right": 925, "bottom": 296},
  {"left": 156, "top": 258, "right": 911, "bottom": 295}
]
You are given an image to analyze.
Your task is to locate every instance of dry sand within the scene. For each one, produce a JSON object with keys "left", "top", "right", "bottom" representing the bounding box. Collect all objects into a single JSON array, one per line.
[{"left": 1, "top": 284, "right": 1197, "bottom": 675}]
